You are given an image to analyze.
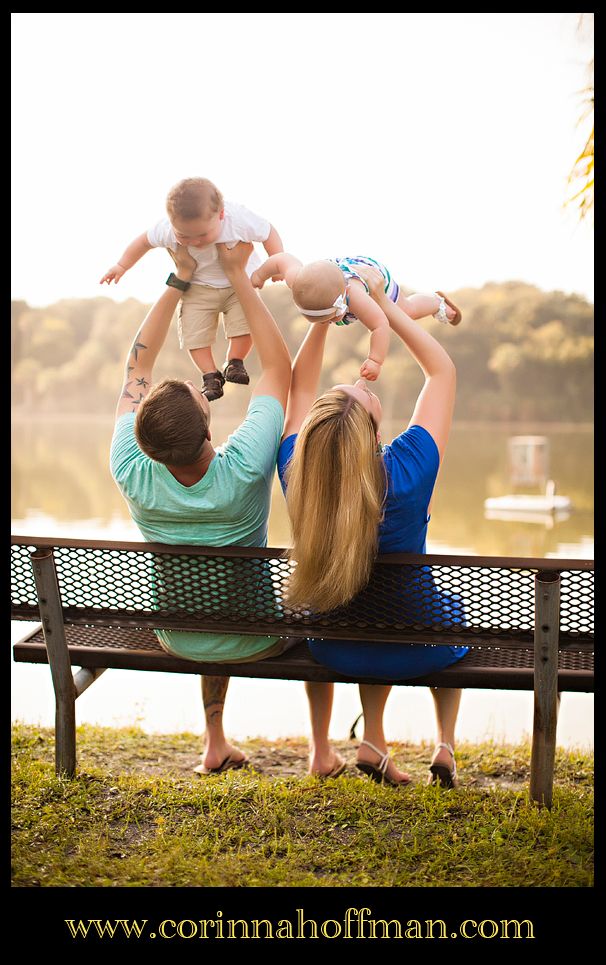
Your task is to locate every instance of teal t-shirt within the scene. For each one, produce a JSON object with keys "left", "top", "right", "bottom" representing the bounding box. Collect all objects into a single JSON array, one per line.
[{"left": 110, "top": 395, "right": 284, "bottom": 661}]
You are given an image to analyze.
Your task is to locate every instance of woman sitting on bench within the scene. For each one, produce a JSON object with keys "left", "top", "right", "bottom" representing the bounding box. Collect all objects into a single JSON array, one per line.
[{"left": 278, "top": 265, "right": 468, "bottom": 787}]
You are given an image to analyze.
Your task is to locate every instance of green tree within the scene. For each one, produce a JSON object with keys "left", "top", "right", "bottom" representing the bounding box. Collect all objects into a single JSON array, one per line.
[
  {"left": 566, "top": 14, "right": 594, "bottom": 221},
  {"left": 10, "top": 280, "right": 594, "bottom": 423}
]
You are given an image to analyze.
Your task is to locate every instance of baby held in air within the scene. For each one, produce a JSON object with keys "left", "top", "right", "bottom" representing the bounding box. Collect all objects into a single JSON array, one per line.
[{"left": 252, "top": 252, "right": 461, "bottom": 380}]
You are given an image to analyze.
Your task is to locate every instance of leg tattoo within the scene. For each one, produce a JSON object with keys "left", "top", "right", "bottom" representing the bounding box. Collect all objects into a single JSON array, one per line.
[{"left": 202, "top": 675, "right": 229, "bottom": 725}]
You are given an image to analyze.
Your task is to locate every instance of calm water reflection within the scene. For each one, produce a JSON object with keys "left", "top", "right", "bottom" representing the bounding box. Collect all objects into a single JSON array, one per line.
[{"left": 12, "top": 415, "right": 593, "bottom": 558}]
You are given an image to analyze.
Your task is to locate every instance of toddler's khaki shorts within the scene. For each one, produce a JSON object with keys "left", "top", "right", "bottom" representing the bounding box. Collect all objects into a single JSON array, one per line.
[{"left": 177, "top": 283, "right": 250, "bottom": 349}]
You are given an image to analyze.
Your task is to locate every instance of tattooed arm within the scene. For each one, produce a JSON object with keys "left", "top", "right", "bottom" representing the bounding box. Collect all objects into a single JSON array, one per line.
[{"left": 114, "top": 245, "right": 196, "bottom": 420}]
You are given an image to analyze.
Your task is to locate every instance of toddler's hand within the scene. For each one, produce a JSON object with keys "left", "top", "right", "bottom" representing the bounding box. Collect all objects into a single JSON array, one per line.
[
  {"left": 360, "top": 358, "right": 381, "bottom": 381},
  {"left": 100, "top": 264, "right": 126, "bottom": 285},
  {"left": 251, "top": 269, "right": 265, "bottom": 289}
]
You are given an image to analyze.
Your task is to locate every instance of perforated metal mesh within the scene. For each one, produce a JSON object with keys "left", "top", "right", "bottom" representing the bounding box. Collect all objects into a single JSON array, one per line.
[
  {"left": 19, "top": 625, "right": 595, "bottom": 672},
  {"left": 11, "top": 538, "right": 594, "bottom": 648},
  {"left": 11, "top": 542, "right": 39, "bottom": 609}
]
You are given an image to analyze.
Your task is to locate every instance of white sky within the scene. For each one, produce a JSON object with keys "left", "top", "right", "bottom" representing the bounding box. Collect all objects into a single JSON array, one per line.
[{"left": 11, "top": 12, "right": 594, "bottom": 307}]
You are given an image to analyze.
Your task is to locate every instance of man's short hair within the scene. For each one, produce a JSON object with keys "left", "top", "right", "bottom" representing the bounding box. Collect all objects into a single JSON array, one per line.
[{"left": 134, "top": 379, "right": 208, "bottom": 465}]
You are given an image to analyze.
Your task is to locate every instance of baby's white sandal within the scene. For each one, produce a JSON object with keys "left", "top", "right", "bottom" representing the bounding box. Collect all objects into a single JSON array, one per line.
[{"left": 433, "top": 293, "right": 450, "bottom": 325}]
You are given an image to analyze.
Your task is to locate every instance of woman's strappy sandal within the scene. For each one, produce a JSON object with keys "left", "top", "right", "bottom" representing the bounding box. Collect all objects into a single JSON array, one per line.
[
  {"left": 356, "top": 739, "right": 412, "bottom": 787},
  {"left": 428, "top": 742, "right": 457, "bottom": 788},
  {"left": 433, "top": 292, "right": 462, "bottom": 326}
]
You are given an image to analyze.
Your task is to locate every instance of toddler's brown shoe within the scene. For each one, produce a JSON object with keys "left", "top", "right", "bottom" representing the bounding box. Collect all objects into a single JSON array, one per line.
[
  {"left": 223, "top": 358, "right": 250, "bottom": 385},
  {"left": 202, "top": 370, "right": 225, "bottom": 401}
]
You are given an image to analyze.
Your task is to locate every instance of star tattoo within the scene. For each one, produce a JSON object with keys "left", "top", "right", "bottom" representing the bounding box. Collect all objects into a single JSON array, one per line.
[{"left": 131, "top": 339, "right": 147, "bottom": 362}]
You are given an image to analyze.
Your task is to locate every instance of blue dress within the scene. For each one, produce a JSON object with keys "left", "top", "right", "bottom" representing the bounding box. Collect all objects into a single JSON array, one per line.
[{"left": 277, "top": 424, "right": 468, "bottom": 679}]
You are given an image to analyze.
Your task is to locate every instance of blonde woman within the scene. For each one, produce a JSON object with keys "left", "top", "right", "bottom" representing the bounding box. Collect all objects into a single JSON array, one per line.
[{"left": 278, "top": 266, "right": 467, "bottom": 787}]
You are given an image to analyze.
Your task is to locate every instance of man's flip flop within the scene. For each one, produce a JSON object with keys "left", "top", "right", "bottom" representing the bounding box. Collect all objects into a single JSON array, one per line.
[
  {"left": 434, "top": 291, "right": 462, "bottom": 326},
  {"left": 193, "top": 755, "right": 249, "bottom": 776}
]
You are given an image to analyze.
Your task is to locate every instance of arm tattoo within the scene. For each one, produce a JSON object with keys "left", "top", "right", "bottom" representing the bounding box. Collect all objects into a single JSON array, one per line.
[
  {"left": 119, "top": 333, "right": 150, "bottom": 409},
  {"left": 131, "top": 338, "right": 147, "bottom": 362}
]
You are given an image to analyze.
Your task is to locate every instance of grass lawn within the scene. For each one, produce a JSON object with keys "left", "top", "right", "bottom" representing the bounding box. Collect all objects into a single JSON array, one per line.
[{"left": 11, "top": 723, "right": 593, "bottom": 888}]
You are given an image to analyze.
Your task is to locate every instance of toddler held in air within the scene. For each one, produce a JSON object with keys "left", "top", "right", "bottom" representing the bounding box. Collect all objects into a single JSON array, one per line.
[
  {"left": 252, "top": 253, "right": 461, "bottom": 380},
  {"left": 101, "top": 177, "right": 283, "bottom": 401}
]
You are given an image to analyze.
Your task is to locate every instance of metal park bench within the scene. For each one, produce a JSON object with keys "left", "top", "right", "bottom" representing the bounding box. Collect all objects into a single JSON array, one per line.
[{"left": 11, "top": 536, "right": 594, "bottom": 808}]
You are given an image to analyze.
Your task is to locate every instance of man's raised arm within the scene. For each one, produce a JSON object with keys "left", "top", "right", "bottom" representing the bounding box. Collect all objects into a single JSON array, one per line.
[
  {"left": 218, "top": 243, "right": 291, "bottom": 412},
  {"left": 114, "top": 246, "right": 196, "bottom": 420}
]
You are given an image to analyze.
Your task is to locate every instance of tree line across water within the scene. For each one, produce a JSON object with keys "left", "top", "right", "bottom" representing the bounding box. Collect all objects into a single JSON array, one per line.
[{"left": 11, "top": 280, "right": 593, "bottom": 422}]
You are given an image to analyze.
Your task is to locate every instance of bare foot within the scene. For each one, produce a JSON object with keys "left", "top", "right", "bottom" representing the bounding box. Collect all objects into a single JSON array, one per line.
[
  {"left": 308, "top": 748, "right": 347, "bottom": 778},
  {"left": 201, "top": 742, "right": 247, "bottom": 772}
]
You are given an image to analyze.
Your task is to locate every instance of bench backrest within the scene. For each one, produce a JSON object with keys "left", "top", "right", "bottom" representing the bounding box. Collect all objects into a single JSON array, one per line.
[{"left": 11, "top": 536, "right": 594, "bottom": 652}]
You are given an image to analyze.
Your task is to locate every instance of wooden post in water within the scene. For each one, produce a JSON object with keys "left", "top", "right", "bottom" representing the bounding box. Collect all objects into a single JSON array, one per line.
[
  {"left": 30, "top": 549, "right": 77, "bottom": 778},
  {"left": 530, "top": 570, "right": 560, "bottom": 808}
]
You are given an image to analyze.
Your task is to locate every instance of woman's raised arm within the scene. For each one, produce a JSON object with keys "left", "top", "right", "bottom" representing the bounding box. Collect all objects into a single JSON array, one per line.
[
  {"left": 357, "top": 266, "right": 456, "bottom": 460},
  {"left": 282, "top": 323, "right": 330, "bottom": 439}
]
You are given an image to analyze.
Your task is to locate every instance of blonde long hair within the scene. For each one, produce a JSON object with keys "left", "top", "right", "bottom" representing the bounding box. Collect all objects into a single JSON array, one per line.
[{"left": 285, "top": 389, "right": 386, "bottom": 613}]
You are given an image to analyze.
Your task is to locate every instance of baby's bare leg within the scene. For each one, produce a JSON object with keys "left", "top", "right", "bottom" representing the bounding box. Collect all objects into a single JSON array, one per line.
[
  {"left": 397, "top": 290, "right": 456, "bottom": 322},
  {"left": 189, "top": 346, "right": 219, "bottom": 374},
  {"left": 226, "top": 334, "right": 253, "bottom": 362},
  {"left": 397, "top": 290, "right": 441, "bottom": 320}
]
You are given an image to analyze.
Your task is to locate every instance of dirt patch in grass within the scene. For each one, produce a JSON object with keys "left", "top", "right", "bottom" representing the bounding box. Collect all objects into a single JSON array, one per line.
[{"left": 15, "top": 725, "right": 591, "bottom": 791}]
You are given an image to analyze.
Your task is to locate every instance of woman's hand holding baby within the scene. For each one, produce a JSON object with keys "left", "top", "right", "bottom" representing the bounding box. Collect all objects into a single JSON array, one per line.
[{"left": 354, "top": 265, "right": 386, "bottom": 302}]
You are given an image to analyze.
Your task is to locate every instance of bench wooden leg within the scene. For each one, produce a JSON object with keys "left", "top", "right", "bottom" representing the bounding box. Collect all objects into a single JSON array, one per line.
[
  {"left": 530, "top": 571, "right": 560, "bottom": 809},
  {"left": 31, "top": 549, "right": 77, "bottom": 778},
  {"left": 55, "top": 695, "right": 77, "bottom": 779},
  {"left": 74, "top": 667, "right": 106, "bottom": 697}
]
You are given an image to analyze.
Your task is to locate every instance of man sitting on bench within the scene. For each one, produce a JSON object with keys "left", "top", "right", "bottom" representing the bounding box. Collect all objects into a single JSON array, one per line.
[{"left": 110, "top": 242, "right": 291, "bottom": 774}]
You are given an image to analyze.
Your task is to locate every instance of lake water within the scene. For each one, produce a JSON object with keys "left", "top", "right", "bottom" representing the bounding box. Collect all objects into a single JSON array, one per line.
[{"left": 11, "top": 414, "right": 593, "bottom": 749}]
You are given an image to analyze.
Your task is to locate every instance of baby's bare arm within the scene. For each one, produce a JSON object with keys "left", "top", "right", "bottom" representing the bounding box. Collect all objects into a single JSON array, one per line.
[
  {"left": 347, "top": 281, "right": 390, "bottom": 379},
  {"left": 100, "top": 232, "right": 153, "bottom": 285},
  {"left": 251, "top": 252, "right": 303, "bottom": 289},
  {"left": 263, "top": 225, "right": 284, "bottom": 257}
]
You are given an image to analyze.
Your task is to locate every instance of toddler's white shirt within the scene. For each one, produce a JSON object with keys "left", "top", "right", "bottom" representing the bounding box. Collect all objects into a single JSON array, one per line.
[{"left": 147, "top": 201, "right": 271, "bottom": 288}]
